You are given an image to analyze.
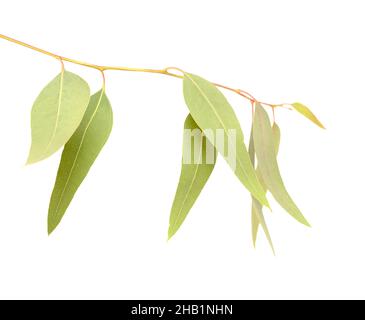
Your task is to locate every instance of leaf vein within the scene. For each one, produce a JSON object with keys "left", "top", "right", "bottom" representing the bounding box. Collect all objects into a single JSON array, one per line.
[
  {"left": 53, "top": 90, "right": 104, "bottom": 218},
  {"left": 45, "top": 70, "right": 64, "bottom": 155}
]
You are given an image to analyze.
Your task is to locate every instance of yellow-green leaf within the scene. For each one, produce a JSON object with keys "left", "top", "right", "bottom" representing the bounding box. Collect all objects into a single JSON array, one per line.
[
  {"left": 253, "top": 103, "right": 310, "bottom": 227},
  {"left": 249, "top": 128, "right": 275, "bottom": 254},
  {"left": 183, "top": 73, "right": 269, "bottom": 208},
  {"left": 27, "top": 71, "right": 90, "bottom": 164},
  {"left": 292, "top": 102, "right": 325, "bottom": 129},
  {"left": 48, "top": 90, "right": 113, "bottom": 234},
  {"left": 168, "top": 114, "right": 216, "bottom": 239}
]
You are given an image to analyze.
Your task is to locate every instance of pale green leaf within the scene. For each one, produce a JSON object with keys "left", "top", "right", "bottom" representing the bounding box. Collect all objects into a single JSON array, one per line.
[
  {"left": 183, "top": 73, "right": 269, "bottom": 208},
  {"left": 27, "top": 71, "right": 90, "bottom": 164},
  {"left": 292, "top": 102, "right": 325, "bottom": 129},
  {"left": 249, "top": 128, "right": 275, "bottom": 254},
  {"left": 48, "top": 90, "right": 113, "bottom": 234},
  {"left": 253, "top": 103, "right": 310, "bottom": 226},
  {"left": 168, "top": 114, "right": 216, "bottom": 239}
]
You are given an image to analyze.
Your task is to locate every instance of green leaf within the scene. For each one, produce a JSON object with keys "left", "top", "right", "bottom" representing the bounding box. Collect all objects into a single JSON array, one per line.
[
  {"left": 168, "top": 114, "right": 216, "bottom": 239},
  {"left": 253, "top": 103, "right": 310, "bottom": 226},
  {"left": 292, "top": 102, "right": 325, "bottom": 129},
  {"left": 183, "top": 73, "right": 269, "bottom": 208},
  {"left": 48, "top": 90, "right": 113, "bottom": 234},
  {"left": 27, "top": 71, "right": 90, "bottom": 164},
  {"left": 249, "top": 128, "right": 275, "bottom": 254}
]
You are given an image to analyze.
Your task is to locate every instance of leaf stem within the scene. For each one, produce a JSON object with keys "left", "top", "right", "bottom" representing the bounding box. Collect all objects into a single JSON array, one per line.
[
  {"left": 0, "top": 33, "right": 286, "bottom": 108},
  {"left": 100, "top": 69, "right": 106, "bottom": 91}
]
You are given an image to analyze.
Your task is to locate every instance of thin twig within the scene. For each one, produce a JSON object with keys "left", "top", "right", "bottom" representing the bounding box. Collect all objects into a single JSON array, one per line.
[{"left": 0, "top": 33, "right": 286, "bottom": 109}]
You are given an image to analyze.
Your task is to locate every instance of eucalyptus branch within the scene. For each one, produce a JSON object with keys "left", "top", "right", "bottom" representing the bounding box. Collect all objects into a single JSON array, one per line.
[
  {"left": 0, "top": 33, "right": 324, "bottom": 252},
  {"left": 0, "top": 33, "right": 285, "bottom": 109}
]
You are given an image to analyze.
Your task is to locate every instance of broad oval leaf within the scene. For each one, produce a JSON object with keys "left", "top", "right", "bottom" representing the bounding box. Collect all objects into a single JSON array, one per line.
[
  {"left": 48, "top": 90, "right": 113, "bottom": 234},
  {"left": 249, "top": 128, "right": 275, "bottom": 254},
  {"left": 253, "top": 103, "right": 310, "bottom": 226},
  {"left": 27, "top": 71, "right": 90, "bottom": 164},
  {"left": 168, "top": 114, "right": 216, "bottom": 239},
  {"left": 183, "top": 73, "right": 269, "bottom": 208},
  {"left": 292, "top": 102, "right": 325, "bottom": 129}
]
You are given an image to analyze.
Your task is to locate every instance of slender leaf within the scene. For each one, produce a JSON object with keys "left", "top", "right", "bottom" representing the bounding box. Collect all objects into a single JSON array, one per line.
[
  {"left": 168, "top": 114, "right": 216, "bottom": 239},
  {"left": 48, "top": 90, "right": 113, "bottom": 234},
  {"left": 27, "top": 71, "right": 90, "bottom": 164},
  {"left": 183, "top": 73, "right": 269, "bottom": 208},
  {"left": 249, "top": 128, "right": 275, "bottom": 254},
  {"left": 253, "top": 103, "right": 310, "bottom": 226},
  {"left": 292, "top": 102, "right": 325, "bottom": 129}
]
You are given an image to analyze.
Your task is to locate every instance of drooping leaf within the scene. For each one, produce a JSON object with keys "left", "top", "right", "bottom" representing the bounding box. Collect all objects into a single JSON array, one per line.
[
  {"left": 168, "top": 114, "right": 216, "bottom": 239},
  {"left": 183, "top": 73, "right": 269, "bottom": 208},
  {"left": 48, "top": 90, "right": 113, "bottom": 234},
  {"left": 249, "top": 128, "right": 275, "bottom": 254},
  {"left": 27, "top": 71, "right": 90, "bottom": 164},
  {"left": 253, "top": 103, "right": 310, "bottom": 226},
  {"left": 292, "top": 102, "right": 325, "bottom": 129}
]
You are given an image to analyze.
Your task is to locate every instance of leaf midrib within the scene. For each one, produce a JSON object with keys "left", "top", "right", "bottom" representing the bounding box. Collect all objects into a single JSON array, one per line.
[
  {"left": 45, "top": 70, "right": 64, "bottom": 155},
  {"left": 53, "top": 90, "right": 105, "bottom": 218}
]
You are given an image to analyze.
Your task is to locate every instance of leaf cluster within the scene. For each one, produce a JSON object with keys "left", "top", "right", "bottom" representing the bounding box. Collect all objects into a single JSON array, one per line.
[{"left": 22, "top": 68, "right": 323, "bottom": 251}]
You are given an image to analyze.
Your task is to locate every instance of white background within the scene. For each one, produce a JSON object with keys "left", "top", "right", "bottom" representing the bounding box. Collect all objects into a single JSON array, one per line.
[{"left": 0, "top": 0, "right": 363, "bottom": 300}]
